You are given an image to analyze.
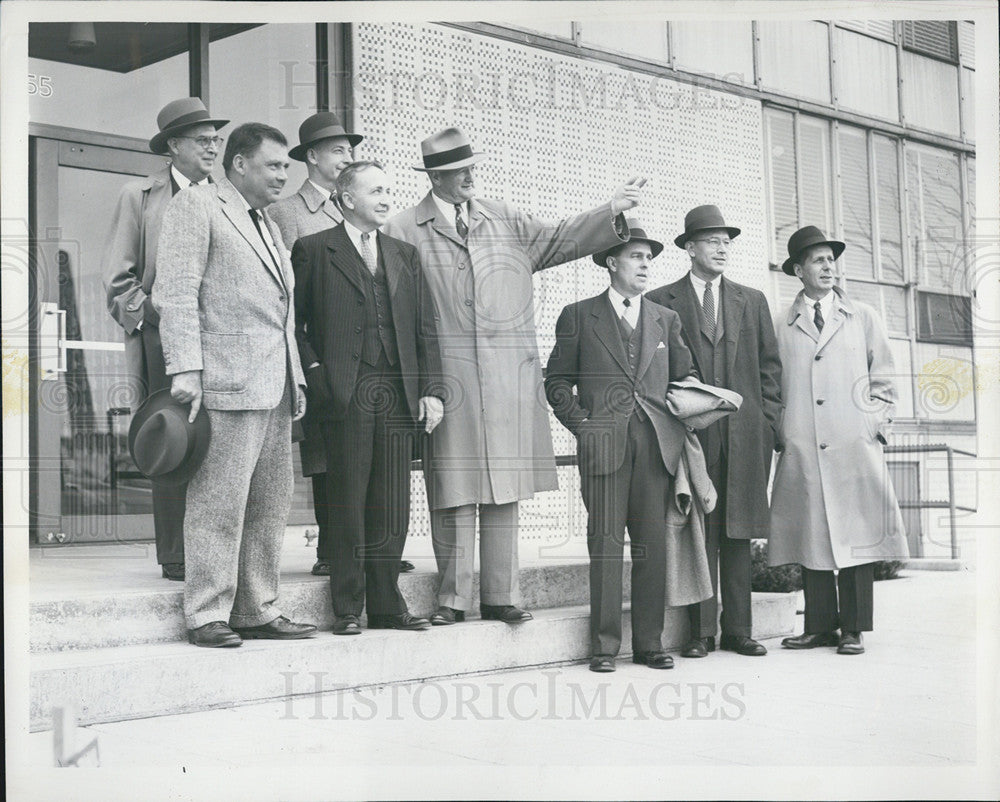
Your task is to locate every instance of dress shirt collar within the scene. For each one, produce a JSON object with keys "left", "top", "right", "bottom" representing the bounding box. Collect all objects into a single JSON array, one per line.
[
  {"left": 170, "top": 164, "right": 209, "bottom": 190},
  {"left": 431, "top": 191, "right": 470, "bottom": 227},
  {"left": 689, "top": 271, "right": 720, "bottom": 321},
  {"left": 608, "top": 286, "right": 641, "bottom": 326},
  {"left": 804, "top": 288, "right": 835, "bottom": 325},
  {"left": 343, "top": 218, "right": 378, "bottom": 259},
  {"left": 308, "top": 178, "right": 336, "bottom": 202}
]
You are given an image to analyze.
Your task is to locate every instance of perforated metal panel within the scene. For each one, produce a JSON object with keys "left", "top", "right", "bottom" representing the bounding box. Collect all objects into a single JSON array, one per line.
[{"left": 353, "top": 23, "right": 768, "bottom": 545}]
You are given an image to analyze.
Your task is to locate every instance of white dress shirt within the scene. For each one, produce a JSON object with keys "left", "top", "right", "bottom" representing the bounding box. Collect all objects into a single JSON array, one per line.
[
  {"left": 688, "top": 272, "right": 720, "bottom": 324},
  {"left": 170, "top": 164, "right": 209, "bottom": 190},
  {"left": 805, "top": 289, "right": 835, "bottom": 329},
  {"left": 308, "top": 178, "right": 336, "bottom": 203},
  {"left": 431, "top": 192, "right": 470, "bottom": 230},
  {"left": 608, "top": 286, "right": 641, "bottom": 329},
  {"left": 342, "top": 218, "right": 381, "bottom": 264},
  {"left": 235, "top": 188, "right": 282, "bottom": 268}
]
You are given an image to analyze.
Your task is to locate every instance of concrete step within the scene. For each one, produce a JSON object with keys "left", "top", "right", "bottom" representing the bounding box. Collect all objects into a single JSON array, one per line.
[
  {"left": 31, "top": 562, "right": 596, "bottom": 653},
  {"left": 30, "top": 593, "right": 797, "bottom": 731}
]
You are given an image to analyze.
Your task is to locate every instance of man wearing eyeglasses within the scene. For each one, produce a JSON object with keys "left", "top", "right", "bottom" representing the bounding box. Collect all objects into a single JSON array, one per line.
[
  {"left": 104, "top": 97, "right": 228, "bottom": 581},
  {"left": 646, "top": 205, "right": 782, "bottom": 658}
]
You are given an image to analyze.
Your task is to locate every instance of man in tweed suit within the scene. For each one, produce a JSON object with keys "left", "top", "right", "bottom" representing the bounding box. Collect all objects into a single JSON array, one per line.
[
  {"left": 103, "top": 97, "right": 228, "bottom": 581},
  {"left": 154, "top": 122, "right": 317, "bottom": 648},
  {"left": 270, "top": 112, "right": 364, "bottom": 577}
]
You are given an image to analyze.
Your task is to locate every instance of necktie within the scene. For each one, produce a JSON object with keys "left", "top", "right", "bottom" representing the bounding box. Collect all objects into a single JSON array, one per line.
[
  {"left": 703, "top": 280, "right": 716, "bottom": 341},
  {"left": 454, "top": 203, "right": 468, "bottom": 239},
  {"left": 813, "top": 301, "right": 825, "bottom": 333},
  {"left": 359, "top": 231, "right": 378, "bottom": 276},
  {"left": 248, "top": 209, "right": 279, "bottom": 270},
  {"left": 620, "top": 297, "right": 634, "bottom": 336}
]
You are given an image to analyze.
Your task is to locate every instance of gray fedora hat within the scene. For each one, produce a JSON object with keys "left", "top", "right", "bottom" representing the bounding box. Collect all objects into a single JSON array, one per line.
[
  {"left": 149, "top": 97, "right": 229, "bottom": 155},
  {"left": 289, "top": 112, "right": 364, "bottom": 162},
  {"left": 593, "top": 218, "right": 665, "bottom": 265},
  {"left": 128, "top": 389, "right": 211, "bottom": 486},
  {"left": 412, "top": 127, "right": 488, "bottom": 172},
  {"left": 674, "top": 205, "right": 741, "bottom": 249},
  {"left": 781, "top": 226, "right": 846, "bottom": 275}
]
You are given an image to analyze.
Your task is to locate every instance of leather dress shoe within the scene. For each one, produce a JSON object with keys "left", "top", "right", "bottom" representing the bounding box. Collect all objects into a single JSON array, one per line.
[
  {"left": 781, "top": 631, "right": 839, "bottom": 649},
  {"left": 232, "top": 616, "right": 317, "bottom": 640},
  {"left": 720, "top": 634, "right": 767, "bottom": 656},
  {"left": 837, "top": 631, "right": 865, "bottom": 655},
  {"left": 332, "top": 614, "right": 362, "bottom": 635},
  {"left": 481, "top": 604, "right": 533, "bottom": 623},
  {"left": 188, "top": 621, "right": 242, "bottom": 648},
  {"left": 311, "top": 560, "right": 331, "bottom": 576},
  {"left": 430, "top": 606, "right": 465, "bottom": 625},
  {"left": 632, "top": 650, "right": 674, "bottom": 669},
  {"left": 681, "top": 636, "right": 715, "bottom": 658},
  {"left": 399, "top": 560, "right": 415, "bottom": 573},
  {"left": 161, "top": 562, "right": 185, "bottom": 581},
  {"left": 367, "top": 612, "right": 431, "bottom": 631},
  {"left": 589, "top": 655, "right": 616, "bottom": 673}
]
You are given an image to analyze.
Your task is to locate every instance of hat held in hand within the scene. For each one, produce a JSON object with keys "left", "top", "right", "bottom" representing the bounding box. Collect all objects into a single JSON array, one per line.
[
  {"left": 128, "top": 389, "right": 211, "bottom": 485},
  {"left": 666, "top": 378, "right": 743, "bottom": 429}
]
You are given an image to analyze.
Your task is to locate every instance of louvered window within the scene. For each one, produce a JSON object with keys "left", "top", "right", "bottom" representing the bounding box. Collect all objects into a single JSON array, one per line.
[
  {"left": 839, "top": 126, "right": 875, "bottom": 279},
  {"left": 901, "top": 21, "right": 959, "bottom": 63}
]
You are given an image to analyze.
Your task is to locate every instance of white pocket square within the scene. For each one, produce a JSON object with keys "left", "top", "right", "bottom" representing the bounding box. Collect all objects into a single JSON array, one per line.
[{"left": 656, "top": 342, "right": 666, "bottom": 349}]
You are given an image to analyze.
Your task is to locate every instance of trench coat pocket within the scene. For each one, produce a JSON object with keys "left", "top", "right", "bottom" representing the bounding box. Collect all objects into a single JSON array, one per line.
[{"left": 201, "top": 331, "right": 249, "bottom": 393}]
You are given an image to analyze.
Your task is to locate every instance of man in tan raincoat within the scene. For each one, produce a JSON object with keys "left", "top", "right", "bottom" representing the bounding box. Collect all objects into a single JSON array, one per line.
[
  {"left": 769, "top": 226, "right": 909, "bottom": 656},
  {"left": 384, "top": 127, "right": 642, "bottom": 625}
]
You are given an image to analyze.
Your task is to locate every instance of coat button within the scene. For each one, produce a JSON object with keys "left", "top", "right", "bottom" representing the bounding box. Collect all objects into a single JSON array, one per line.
[
  {"left": 352, "top": 353, "right": 359, "bottom": 360},
  {"left": 357, "top": 299, "right": 364, "bottom": 306},
  {"left": 355, "top": 326, "right": 361, "bottom": 333},
  {"left": 816, "top": 399, "right": 824, "bottom": 405},
  {"left": 815, "top": 354, "right": 822, "bottom": 361},
  {"left": 819, "top": 442, "right": 828, "bottom": 449},
  {"left": 464, "top": 299, "right": 473, "bottom": 306}
]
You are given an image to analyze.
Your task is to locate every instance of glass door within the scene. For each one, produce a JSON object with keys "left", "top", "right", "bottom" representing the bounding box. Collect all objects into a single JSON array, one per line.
[{"left": 33, "top": 132, "right": 168, "bottom": 544}]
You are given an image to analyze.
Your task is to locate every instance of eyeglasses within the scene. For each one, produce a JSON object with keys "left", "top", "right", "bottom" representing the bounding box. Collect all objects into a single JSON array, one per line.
[
  {"left": 175, "top": 135, "right": 225, "bottom": 150},
  {"left": 692, "top": 237, "right": 731, "bottom": 249}
]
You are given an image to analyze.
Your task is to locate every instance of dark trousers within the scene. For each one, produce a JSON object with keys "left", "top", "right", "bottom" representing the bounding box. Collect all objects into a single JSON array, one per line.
[
  {"left": 688, "top": 454, "right": 752, "bottom": 639},
  {"left": 321, "top": 355, "right": 414, "bottom": 617},
  {"left": 581, "top": 414, "right": 669, "bottom": 657},
  {"left": 142, "top": 326, "right": 185, "bottom": 565},
  {"left": 311, "top": 474, "right": 333, "bottom": 561},
  {"left": 802, "top": 564, "right": 875, "bottom": 633}
]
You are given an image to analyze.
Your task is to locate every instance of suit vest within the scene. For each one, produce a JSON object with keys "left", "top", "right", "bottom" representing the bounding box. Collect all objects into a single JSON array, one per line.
[
  {"left": 357, "top": 250, "right": 400, "bottom": 368},
  {"left": 617, "top": 312, "right": 648, "bottom": 421}
]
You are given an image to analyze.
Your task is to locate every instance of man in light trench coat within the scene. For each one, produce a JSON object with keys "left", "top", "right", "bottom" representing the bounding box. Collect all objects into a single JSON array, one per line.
[
  {"left": 384, "top": 127, "right": 643, "bottom": 625},
  {"left": 769, "top": 226, "right": 909, "bottom": 656}
]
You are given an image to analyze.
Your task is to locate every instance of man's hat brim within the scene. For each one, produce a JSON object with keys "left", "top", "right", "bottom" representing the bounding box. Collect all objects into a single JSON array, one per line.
[
  {"left": 593, "top": 234, "right": 665, "bottom": 266},
  {"left": 128, "top": 389, "right": 211, "bottom": 485},
  {"left": 412, "top": 152, "right": 488, "bottom": 172},
  {"left": 149, "top": 118, "right": 229, "bottom": 156},
  {"left": 289, "top": 130, "right": 365, "bottom": 162},
  {"left": 674, "top": 226, "right": 742, "bottom": 249}
]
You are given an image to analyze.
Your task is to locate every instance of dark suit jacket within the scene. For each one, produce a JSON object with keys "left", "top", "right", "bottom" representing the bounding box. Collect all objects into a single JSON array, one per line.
[
  {"left": 545, "top": 289, "right": 695, "bottom": 476},
  {"left": 291, "top": 223, "right": 443, "bottom": 421},
  {"left": 645, "top": 274, "right": 781, "bottom": 538}
]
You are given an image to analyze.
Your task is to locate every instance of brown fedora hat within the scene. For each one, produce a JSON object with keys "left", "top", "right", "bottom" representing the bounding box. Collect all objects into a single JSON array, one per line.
[
  {"left": 288, "top": 112, "right": 364, "bottom": 162},
  {"left": 149, "top": 97, "right": 229, "bottom": 155},
  {"left": 674, "top": 205, "right": 741, "bottom": 249},
  {"left": 128, "top": 389, "right": 211, "bottom": 486},
  {"left": 593, "top": 218, "right": 664, "bottom": 265},
  {"left": 781, "top": 225, "right": 846, "bottom": 275},
  {"left": 413, "top": 127, "right": 488, "bottom": 172}
]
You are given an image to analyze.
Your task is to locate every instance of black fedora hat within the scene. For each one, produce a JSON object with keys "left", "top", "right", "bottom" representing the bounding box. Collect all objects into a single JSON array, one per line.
[
  {"left": 128, "top": 389, "right": 211, "bottom": 486},
  {"left": 289, "top": 112, "right": 364, "bottom": 162},
  {"left": 674, "top": 205, "right": 741, "bottom": 249},
  {"left": 781, "top": 226, "right": 846, "bottom": 275},
  {"left": 593, "top": 218, "right": 664, "bottom": 265},
  {"left": 149, "top": 98, "right": 229, "bottom": 156}
]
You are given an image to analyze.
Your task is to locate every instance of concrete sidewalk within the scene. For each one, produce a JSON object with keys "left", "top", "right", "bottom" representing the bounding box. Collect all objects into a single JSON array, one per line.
[{"left": 12, "top": 567, "right": 996, "bottom": 800}]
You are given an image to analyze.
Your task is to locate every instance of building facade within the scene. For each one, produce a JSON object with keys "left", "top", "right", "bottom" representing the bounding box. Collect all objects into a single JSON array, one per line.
[{"left": 25, "top": 20, "right": 979, "bottom": 559}]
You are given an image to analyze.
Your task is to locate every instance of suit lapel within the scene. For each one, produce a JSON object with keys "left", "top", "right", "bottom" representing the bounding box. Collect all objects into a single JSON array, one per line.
[
  {"left": 416, "top": 191, "right": 467, "bottom": 250},
  {"left": 816, "top": 293, "right": 848, "bottom": 352},
  {"left": 721, "top": 277, "right": 745, "bottom": 382},
  {"left": 635, "top": 299, "right": 665, "bottom": 381},
  {"left": 670, "top": 278, "right": 704, "bottom": 377},
  {"left": 217, "top": 180, "right": 286, "bottom": 290},
  {"left": 378, "top": 232, "right": 401, "bottom": 300},
  {"left": 592, "top": 291, "right": 630, "bottom": 376},
  {"left": 260, "top": 209, "right": 289, "bottom": 291},
  {"left": 466, "top": 199, "right": 489, "bottom": 239},
  {"left": 326, "top": 224, "right": 367, "bottom": 294},
  {"left": 789, "top": 292, "right": 819, "bottom": 343}
]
